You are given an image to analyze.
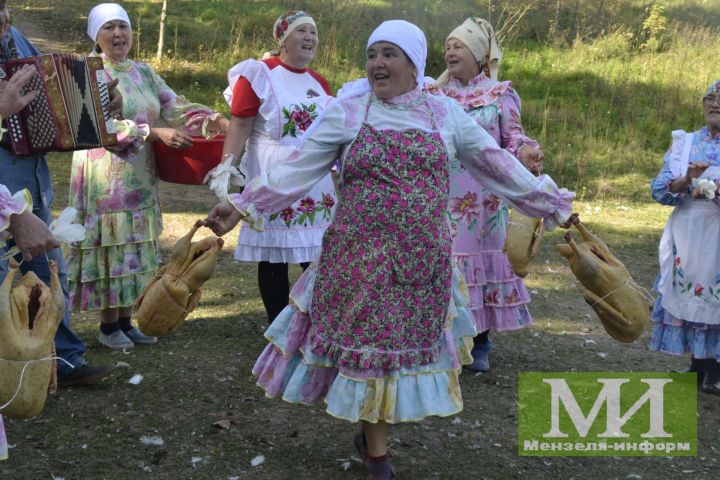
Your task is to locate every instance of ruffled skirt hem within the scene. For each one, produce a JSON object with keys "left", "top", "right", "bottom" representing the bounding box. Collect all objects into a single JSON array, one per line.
[
  {"left": 252, "top": 267, "right": 476, "bottom": 423},
  {"left": 453, "top": 251, "right": 533, "bottom": 332},
  {"left": 233, "top": 244, "right": 323, "bottom": 264},
  {"left": 648, "top": 295, "right": 720, "bottom": 361}
]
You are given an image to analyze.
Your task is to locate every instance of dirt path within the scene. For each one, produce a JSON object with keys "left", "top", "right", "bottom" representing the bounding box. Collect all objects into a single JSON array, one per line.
[
  {"left": 3, "top": 13, "right": 720, "bottom": 480},
  {"left": 13, "top": 15, "right": 79, "bottom": 54}
]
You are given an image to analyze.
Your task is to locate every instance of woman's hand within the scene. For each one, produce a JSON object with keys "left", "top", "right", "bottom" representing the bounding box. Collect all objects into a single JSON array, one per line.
[
  {"left": 106, "top": 78, "right": 123, "bottom": 119},
  {"left": 685, "top": 162, "right": 710, "bottom": 181},
  {"left": 518, "top": 146, "right": 544, "bottom": 174},
  {"left": 207, "top": 115, "right": 230, "bottom": 135},
  {"left": 669, "top": 162, "right": 711, "bottom": 194},
  {"left": 149, "top": 127, "right": 193, "bottom": 149},
  {"left": 202, "top": 202, "right": 244, "bottom": 236},
  {"left": 7, "top": 210, "right": 60, "bottom": 261}
]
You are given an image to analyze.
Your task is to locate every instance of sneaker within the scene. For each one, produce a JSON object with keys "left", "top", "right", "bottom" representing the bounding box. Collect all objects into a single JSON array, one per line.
[
  {"left": 124, "top": 327, "right": 158, "bottom": 346},
  {"left": 58, "top": 364, "right": 117, "bottom": 388},
  {"left": 98, "top": 330, "right": 134, "bottom": 349}
]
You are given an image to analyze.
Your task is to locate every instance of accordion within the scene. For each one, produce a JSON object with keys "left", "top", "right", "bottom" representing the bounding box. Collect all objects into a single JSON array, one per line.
[{"left": 0, "top": 54, "right": 117, "bottom": 155}]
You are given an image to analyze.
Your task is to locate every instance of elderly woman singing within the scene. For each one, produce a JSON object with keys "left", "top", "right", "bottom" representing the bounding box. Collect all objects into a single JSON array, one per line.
[
  {"left": 650, "top": 80, "right": 720, "bottom": 396},
  {"left": 430, "top": 17, "right": 544, "bottom": 372},
  {"left": 206, "top": 20, "right": 575, "bottom": 479},
  {"left": 65, "top": 3, "right": 228, "bottom": 350}
]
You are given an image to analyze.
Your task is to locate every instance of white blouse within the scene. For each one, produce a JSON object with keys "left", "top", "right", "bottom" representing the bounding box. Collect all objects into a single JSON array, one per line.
[{"left": 229, "top": 86, "right": 574, "bottom": 230}]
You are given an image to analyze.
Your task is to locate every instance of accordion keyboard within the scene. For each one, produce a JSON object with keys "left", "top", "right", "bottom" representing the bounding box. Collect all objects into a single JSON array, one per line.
[
  {"left": 10, "top": 65, "right": 56, "bottom": 150},
  {"left": 1, "top": 54, "right": 118, "bottom": 154}
]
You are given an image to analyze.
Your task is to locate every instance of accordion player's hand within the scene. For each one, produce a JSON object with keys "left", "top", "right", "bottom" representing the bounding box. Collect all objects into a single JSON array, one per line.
[
  {"left": 106, "top": 78, "right": 123, "bottom": 120},
  {"left": 0, "top": 64, "right": 39, "bottom": 118}
]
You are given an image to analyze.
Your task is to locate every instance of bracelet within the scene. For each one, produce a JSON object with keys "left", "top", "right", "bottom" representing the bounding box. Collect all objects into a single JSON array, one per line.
[{"left": 221, "top": 153, "right": 238, "bottom": 165}]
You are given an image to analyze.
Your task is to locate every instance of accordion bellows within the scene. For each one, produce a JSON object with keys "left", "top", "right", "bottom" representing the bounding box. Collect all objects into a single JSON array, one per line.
[
  {"left": 504, "top": 210, "right": 544, "bottom": 278},
  {"left": 0, "top": 261, "right": 64, "bottom": 419},
  {"left": 556, "top": 222, "right": 649, "bottom": 343},
  {"left": 136, "top": 222, "right": 224, "bottom": 336},
  {"left": 0, "top": 54, "right": 117, "bottom": 155}
]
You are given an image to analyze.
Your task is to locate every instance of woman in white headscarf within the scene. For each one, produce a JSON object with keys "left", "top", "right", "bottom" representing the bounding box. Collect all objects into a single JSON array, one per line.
[
  {"left": 205, "top": 20, "right": 574, "bottom": 479},
  {"left": 429, "top": 17, "right": 544, "bottom": 373},
  {"left": 65, "top": 3, "right": 228, "bottom": 350}
]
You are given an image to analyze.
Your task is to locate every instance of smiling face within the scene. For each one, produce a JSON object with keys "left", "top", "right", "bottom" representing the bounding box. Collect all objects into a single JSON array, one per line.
[
  {"left": 280, "top": 23, "right": 318, "bottom": 68},
  {"left": 96, "top": 19, "right": 132, "bottom": 62},
  {"left": 444, "top": 37, "right": 480, "bottom": 85},
  {"left": 703, "top": 92, "right": 720, "bottom": 134},
  {"left": 366, "top": 41, "right": 417, "bottom": 101}
]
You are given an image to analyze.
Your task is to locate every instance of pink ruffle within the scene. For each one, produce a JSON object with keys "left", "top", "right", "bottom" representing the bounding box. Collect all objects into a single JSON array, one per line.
[
  {"left": 455, "top": 250, "right": 533, "bottom": 332},
  {"left": 253, "top": 344, "right": 339, "bottom": 402},
  {"left": 309, "top": 333, "right": 441, "bottom": 371},
  {"left": 472, "top": 304, "right": 532, "bottom": 332}
]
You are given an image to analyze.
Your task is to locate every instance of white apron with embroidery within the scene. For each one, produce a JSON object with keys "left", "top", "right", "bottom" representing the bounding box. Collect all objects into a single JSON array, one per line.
[
  {"left": 657, "top": 131, "right": 720, "bottom": 324},
  {"left": 225, "top": 60, "right": 337, "bottom": 263}
]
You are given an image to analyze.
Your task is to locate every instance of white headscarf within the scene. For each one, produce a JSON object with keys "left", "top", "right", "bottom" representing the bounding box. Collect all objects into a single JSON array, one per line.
[
  {"left": 367, "top": 20, "right": 426, "bottom": 87},
  {"left": 87, "top": 3, "right": 131, "bottom": 42},
  {"left": 339, "top": 20, "right": 428, "bottom": 100},
  {"left": 435, "top": 17, "right": 502, "bottom": 86}
]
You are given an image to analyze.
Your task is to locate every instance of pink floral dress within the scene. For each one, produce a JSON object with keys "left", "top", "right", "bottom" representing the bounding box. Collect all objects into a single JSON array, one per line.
[
  {"left": 65, "top": 54, "right": 220, "bottom": 311},
  {"left": 429, "top": 73, "right": 540, "bottom": 333},
  {"left": 228, "top": 87, "right": 573, "bottom": 423}
]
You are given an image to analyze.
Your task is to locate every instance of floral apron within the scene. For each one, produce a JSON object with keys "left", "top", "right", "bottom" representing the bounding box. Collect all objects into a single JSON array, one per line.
[
  {"left": 309, "top": 97, "right": 453, "bottom": 370},
  {"left": 657, "top": 161, "right": 720, "bottom": 325}
]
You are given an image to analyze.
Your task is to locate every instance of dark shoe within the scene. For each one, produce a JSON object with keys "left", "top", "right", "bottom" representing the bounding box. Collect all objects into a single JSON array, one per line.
[
  {"left": 366, "top": 457, "right": 395, "bottom": 480},
  {"left": 701, "top": 359, "right": 720, "bottom": 396},
  {"left": 58, "top": 364, "right": 117, "bottom": 388},
  {"left": 673, "top": 356, "right": 706, "bottom": 385},
  {"left": 468, "top": 340, "right": 492, "bottom": 373}
]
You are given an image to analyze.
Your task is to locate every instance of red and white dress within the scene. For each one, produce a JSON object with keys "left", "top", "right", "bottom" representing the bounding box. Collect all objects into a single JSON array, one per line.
[{"left": 225, "top": 57, "right": 337, "bottom": 263}]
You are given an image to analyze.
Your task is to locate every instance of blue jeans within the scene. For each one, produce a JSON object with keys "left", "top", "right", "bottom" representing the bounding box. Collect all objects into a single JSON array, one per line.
[{"left": 0, "top": 150, "right": 86, "bottom": 376}]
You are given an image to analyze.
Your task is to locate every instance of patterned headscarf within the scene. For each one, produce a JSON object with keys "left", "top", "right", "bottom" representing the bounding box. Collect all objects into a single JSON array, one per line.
[
  {"left": 705, "top": 80, "right": 720, "bottom": 98},
  {"left": 87, "top": 3, "right": 131, "bottom": 42},
  {"left": 273, "top": 10, "right": 316, "bottom": 46},
  {"left": 435, "top": 17, "right": 502, "bottom": 86}
]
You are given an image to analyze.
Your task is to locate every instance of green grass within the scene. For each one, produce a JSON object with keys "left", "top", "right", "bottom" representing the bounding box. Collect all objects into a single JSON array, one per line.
[{"left": 16, "top": 0, "right": 720, "bottom": 200}]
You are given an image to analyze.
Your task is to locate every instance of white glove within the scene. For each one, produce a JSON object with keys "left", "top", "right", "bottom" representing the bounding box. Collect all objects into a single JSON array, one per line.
[{"left": 204, "top": 153, "right": 247, "bottom": 199}]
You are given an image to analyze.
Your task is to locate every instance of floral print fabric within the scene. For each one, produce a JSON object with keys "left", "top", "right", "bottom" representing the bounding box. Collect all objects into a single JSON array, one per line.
[
  {"left": 433, "top": 73, "right": 539, "bottom": 331},
  {"left": 230, "top": 86, "right": 572, "bottom": 423},
  {"left": 652, "top": 128, "right": 720, "bottom": 325},
  {"left": 310, "top": 122, "right": 452, "bottom": 369},
  {"left": 65, "top": 54, "right": 217, "bottom": 311},
  {"left": 0, "top": 186, "right": 31, "bottom": 240},
  {"left": 227, "top": 59, "right": 337, "bottom": 263},
  {"left": 650, "top": 127, "right": 720, "bottom": 359}
]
